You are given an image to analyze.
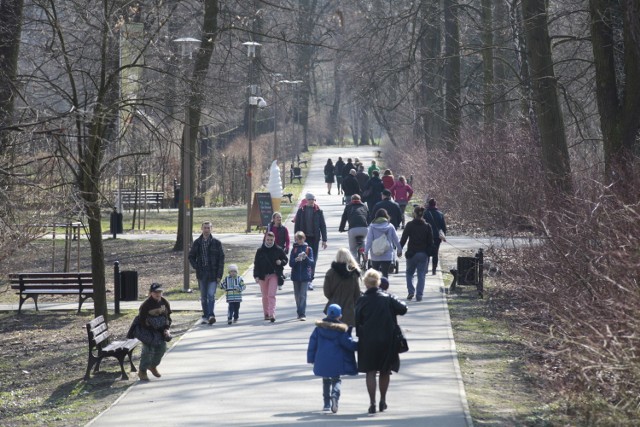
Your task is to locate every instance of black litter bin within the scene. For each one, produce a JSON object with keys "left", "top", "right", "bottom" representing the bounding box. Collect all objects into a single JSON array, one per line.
[
  {"left": 457, "top": 257, "right": 477, "bottom": 286},
  {"left": 120, "top": 270, "right": 138, "bottom": 301}
]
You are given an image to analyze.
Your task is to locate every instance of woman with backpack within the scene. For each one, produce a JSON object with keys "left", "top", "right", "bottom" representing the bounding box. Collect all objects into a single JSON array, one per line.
[{"left": 364, "top": 209, "right": 401, "bottom": 278}]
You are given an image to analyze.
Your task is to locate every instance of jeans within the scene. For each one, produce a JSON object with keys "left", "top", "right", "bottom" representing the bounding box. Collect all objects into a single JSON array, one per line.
[
  {"left": 347, "top": 227, "right": 368, "bottom": 260},
  {"left": 292, "top": 281, "right": 308, "bottom": 317},
  {"left": 372, "top": 260, "right": 391, "bottom": 278},
  {"left": 429, "top": 239, "right": 442, "bottom": 274},
  {"left": 306, "top": 235, "right": 319, "bottom": 281},
  {"left": 406, "top": 251, "right": 428, "bottom": 298},
  {"left": 258, "top": 273, "right": 278, "bottom": 317},
  {"left": 398, "top": 203, "right": 408, "bottom": 225},
  {"left": 323, "top": 376, "right": 342, "bottom": 407},
  {"left": 198, "top": 279, "right": 217, "bottom": 318},
  {"left": 227, "top": 302, "right": 240, "bottom": 320},
  {"left": 139, "top": 341, "right": 167, "bottom": 372}
]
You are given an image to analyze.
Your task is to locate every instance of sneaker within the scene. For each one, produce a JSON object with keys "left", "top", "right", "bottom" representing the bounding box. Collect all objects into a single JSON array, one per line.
[
  {"left": 331, "top": 396, "right": 339, "bottom": 413},
  {"left": 264, "top": 315, "right": 270, "bottom": 321},
  {"left": 138, "top": 370, "right": 149, "bottom": 381},
  {"left": 407, "top": 293, "right": 414, "bottom": 301},
  {"left": 208, "top": 316, "right": 216, "bottom": 325},
  {"left": 201, "top": 317, "right": 208, "bottom": 324},
  {"left": 233, "top": 318, "right": 238, "bottom": 323},
  {"left": 299, "top": 316, "right": 306, "bottom": 321},
  {"left": 270, "top": 316, "right": 276, "bottom": 323},
  {"left": 149, "top": 367, "right": 161, "bottom": 378},
  {"left": 322, "top": 405, "right": 331, "bottom": 413},
  {"left": 227, "top": 319, "right": 232, "bottom": 325},
  {"left": 308, "top": 283, "right": 314, "bottom": 290},
  {"left": 278, "top": 285, "right": 283, "bottom": 290},
  {"left": 416, "top": 296, "right": 423, "bottom": 302}
]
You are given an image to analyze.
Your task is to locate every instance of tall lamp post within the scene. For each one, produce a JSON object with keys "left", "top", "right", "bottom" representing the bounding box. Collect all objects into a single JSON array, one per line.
[
  {"left": 244, "top": 41, "right": 262, "bottom": 233},
  {"left": 174, "top": 36, "right": 200, "bottom": 293}
]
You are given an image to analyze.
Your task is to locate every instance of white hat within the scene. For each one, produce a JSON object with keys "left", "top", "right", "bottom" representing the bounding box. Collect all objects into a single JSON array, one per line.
[{"left": 228, "top": 264, "right": 239, "bottom": 272}]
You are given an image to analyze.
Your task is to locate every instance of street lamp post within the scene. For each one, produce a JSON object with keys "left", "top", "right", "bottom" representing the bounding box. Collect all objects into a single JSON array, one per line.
[
  {"left": 244, "top": 41, "right": 261, "bottom": 233},
  {"left": 173, "top": 37, "right": 200, "bottom": 293}
]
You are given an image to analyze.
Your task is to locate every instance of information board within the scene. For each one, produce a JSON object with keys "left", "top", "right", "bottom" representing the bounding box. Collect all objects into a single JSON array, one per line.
[{"left": 249, "top": 192, "right": 273, "bottom": 227}]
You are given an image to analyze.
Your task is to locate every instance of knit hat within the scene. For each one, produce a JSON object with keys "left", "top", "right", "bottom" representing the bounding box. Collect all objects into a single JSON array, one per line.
[
  {"left": 228, "top": 264, "right": 239, "bottom": 273},
  {"left": 150, "top": 283, "right": 163, "bottom": 292},
  {"left": 379, "top": 277, "right": 389, "bottom": 290},
  {"left": 305, "top": 193, "right": 315, "bottom": 200},
  {"left": 327, "top": 304, "right": 342, "bottom": 319}
]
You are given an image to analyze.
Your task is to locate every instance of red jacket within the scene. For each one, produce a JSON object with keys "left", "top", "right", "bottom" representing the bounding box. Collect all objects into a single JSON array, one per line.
[
  {"left": 381, "top": 175, "right": 395, "bottom": 190},
  {"left": 390, "top": 181, "right": 413, "bottom": 203}
]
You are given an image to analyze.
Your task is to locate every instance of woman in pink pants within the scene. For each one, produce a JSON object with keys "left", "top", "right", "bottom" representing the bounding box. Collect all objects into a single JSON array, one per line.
[{"left": 253, "top": 232, "right": 288, "bottom": 322}]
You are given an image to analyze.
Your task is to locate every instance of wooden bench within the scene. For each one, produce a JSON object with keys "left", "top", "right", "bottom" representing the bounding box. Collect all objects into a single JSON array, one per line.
[
  {"left": 114, "top": 190, "right": 165, "bottom": 212},
  {"left": 296, "top": 155, "right": 308, "bottom": 168},
  {"left": 10, "top": 272, "right": 94, "bottom": 314},
  {"left": 290, "top": 166, "right": 302, "bottom": 184},
  {"left": 85, "top": 316, "right": 139, "bottom": 380}
]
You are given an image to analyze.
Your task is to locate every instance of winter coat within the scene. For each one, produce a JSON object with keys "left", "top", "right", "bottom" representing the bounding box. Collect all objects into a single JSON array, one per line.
[
  {"left": 307, "top": 318, "right": 358, "bottom": 377},
  {"left": 367, "top": 163, "right": 380, "bottom": 177},
  {"left": 355, "top": 287, "right": 407, "bottom": 373},
  {"left": 289, "top": 243, "right": 315, "bottom": 283},
  {"left": 136, "top": 296, "right": 172, "bottom": 346},
  {"left": 390, "top": 181, "right": 413, "bottom": 204},
  {"left": 339, "top": 201, "right": 369, "bottom": 232},
  {"left": 293, "top": 204, "right": 328, "bottom": 242},
  {"left": 323, "top": 262, "right": 362, "bottom": 326},
  {"left": 342, "top": 162, "right": 356, "bottom": 178},
  {"left": 381, "top": 174, "right": 395, "bottom": 190},
  {"left": 252, "top": 244, "right": 288, "bottom": 280},
  {"left": 324, "top": 164, "right": 335, "bottom": 183},
  {"left": 424, "top": 207, "right": 447, "bottom": 243},
  {"left": 365, "top": 218, "right": 401, "bottom": 262},
  {"left": 363, "top": 176, "right": 385, "bottom": 205},
  {"left": 356, "top": 171, "right": 369, "bottom": 190},
  {"left": 400, "top": 217, "right": 434, "bottom": 255},
  {"left": 370, "top": 199, "right": 403, "bottom": 229},
  {"left": 266, "top": 222, "right": 290, "bottom": 253},
  {"left": 188, "top": 234, "right": 225, "bottom": 282},
  {"left": 334, "top": 159, "right": 345, "bottom": 177},
  {"left": 341, "top": 174, "right": 361, "bottom": 197},
  {"left": 220, "top": 275, "right": 246, "bottom": 303}
]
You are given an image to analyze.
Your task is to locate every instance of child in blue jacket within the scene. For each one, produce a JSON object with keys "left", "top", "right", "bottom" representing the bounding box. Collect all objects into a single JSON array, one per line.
[
  {"left": 307, "top": 304, "right": 358, "bottom": 413},
  {"left": 289, "top": 231, "right": 315, "bottom": 320}
]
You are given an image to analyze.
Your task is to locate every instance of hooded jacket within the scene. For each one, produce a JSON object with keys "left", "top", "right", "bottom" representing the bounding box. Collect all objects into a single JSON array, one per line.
[
  {"left": 288, "top": 242, "right": 315, "bottom": 282},
  {"left": 365, "top": 218, "right": 400, "bottom": 261},
  {"left": 323, "top": 261, "right": 362, "bottom": 326},
  {"left": 307, "top": 318, "right": 358, "bottom": 377}
]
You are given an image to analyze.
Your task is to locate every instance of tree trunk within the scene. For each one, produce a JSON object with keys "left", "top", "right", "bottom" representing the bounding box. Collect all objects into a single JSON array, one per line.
[
  {"left": 359, "top": 103, "right": 371, "bottom": 146},
  {"left": 418, "top": 0, "right": 441, "bottom": 149},
  {"left": 444, "top": 0, "right": 461, "bottom": 151},
  {"left": 0, "top": 0, "right": 24, "bottom": 153},
  {"left": 521, "top": 0, "right": 573, "bottom": 193},
  {"left": 482, "top": 0, "right": 494, "bottom": 139},
  {"left": 589, "top": 0, "right": 640, "bottom": 191},
  {"left": 174, "top": 0, "right": 219, "bottom": 251}
]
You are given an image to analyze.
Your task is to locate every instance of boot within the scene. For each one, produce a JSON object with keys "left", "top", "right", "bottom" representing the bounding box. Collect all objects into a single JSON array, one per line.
[
  {"left": 149, "top": 367, "right": 161, "bottom": 378},
  {"left": 138, "top": 370, "right": 150, "bottom": 381}
]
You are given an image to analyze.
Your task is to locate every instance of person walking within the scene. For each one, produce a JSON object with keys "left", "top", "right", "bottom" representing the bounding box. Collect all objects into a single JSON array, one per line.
[
  {"left": 253, "top": 231, "right": 288, "bottom": 322},
  {"left": 389, "top": 175, "right": 413, "bottom": 228},
  {"left": 362, "top": 170, "right": 385, "bottom": 212},
  {"left": 294, "top": 193, "right": 328, "bottom": 290},
  {"left": 265, "top": 212, "right": 290, "bottom": 289},
  {"left": 370, "top": 189, "right": 403, "bottom": 229},
  {"left": 289, "top": 231, "right": 315, "bottom": 321},
  {"left": 334, "top": 156, "right": 345, "bottom": 194},
  {"left": 367, "top": 160, "right": 380, "bottom": 177},
  {"left": 136, "top": 283, "right": 172, "bottom": 381},
  {"left": 307, "top": 304, "right": 358, "bottom": 414},
  {"left": 381, "top": 169, "right": 395, "bottom": 190},
  {"left": 355, "top": 165, "right": 369, "bottom": 191},
  {"left": 339, "top": 194, "right": 369, "bottom": 260},
  {"left": 355, "top": 269, "right": 407, "bottom": 414},
  {"left": 365, "top": 209, "right": 401, "bottom": 278},
  {"left": 323, "top": 248, "right": 363, "bottom": 327},
  {"left": 341, "top": 169, "right": 361, "bottom": 205},
  {"left": 400, "top": 206, "right": 434, "bottom": 301},
  {"left": 342, "top": 158, "right": 355, "bottom": 179},
  {"left": 423, "top": 198, "right": 447, "bottom": 275},
  {"left": 219, "top": 264, "right": 246, "bottom": 324},
  {"left": 189, "top": 221, "right": 225, "bottom": 324},
  {"left": 324, "top": 158, "right": 335, "bottom": 195}
]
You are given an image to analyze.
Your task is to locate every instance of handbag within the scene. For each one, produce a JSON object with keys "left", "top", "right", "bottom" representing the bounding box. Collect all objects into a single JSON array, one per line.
[{"left": 394, "top": 324, "right": 409, "bottom": 353}]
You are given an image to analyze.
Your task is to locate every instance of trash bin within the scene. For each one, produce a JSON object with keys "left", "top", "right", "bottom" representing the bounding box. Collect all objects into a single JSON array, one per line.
[
  {"left": 119, "top": 270, "right": 138, "bottom": 301},
  {"left": 457, "top": 257, "right": 477, "bottom": 286}
]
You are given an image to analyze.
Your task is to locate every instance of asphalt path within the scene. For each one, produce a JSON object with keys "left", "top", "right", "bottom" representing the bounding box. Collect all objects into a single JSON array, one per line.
[{"left": 82, "top": 146, "right": 475, "bottom": 426}]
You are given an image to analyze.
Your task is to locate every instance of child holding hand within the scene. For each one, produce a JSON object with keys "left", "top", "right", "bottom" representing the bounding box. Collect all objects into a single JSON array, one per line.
[{"left": 219, "top": 264, "right": 246, "bottom": 325}]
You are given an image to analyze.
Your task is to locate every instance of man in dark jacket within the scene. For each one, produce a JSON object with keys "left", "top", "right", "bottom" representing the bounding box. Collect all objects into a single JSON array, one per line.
[
  {"left": 342, "top": 158, "right": 355, "bottom": 179},
  {"left": 423, "top": 198, "right": 447, "bottom": 275},
  {"left": 189, "top": 221, "right": 225, "bottom": 324},
  {"left": 370, "top": 189, "right": 402, "bottom": 229},
  {"left": 294, "top": 193, "right": 328, "bottom": 289},
  {"left": 341, "top": 169, "right": 361, "bottom": 203},
  {"left": 362, "top": 170, "right": 385, "bottom": 212},
  {"left": 339, "top": 194, "right": 370, "bottom": 259},
  {"left": 355, "top": 165, "right": 369, "bottom": 191},
  {"left": 334, "top": 157, "right": 345, "bottom": 194}
]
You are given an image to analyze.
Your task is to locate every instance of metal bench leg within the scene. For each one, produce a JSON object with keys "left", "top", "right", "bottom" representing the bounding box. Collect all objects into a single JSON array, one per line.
[
  {"left": 85, "top": 353, "right": 97, "bottom": 380},
  {"left": 116, "top": 354, "right": 129, "bottom": 380},
  {"left": 128, "top": 350, "right": 137, "bottom": 372}
]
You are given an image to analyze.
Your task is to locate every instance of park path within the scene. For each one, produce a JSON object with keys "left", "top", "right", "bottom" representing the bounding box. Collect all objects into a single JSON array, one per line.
[{"left": 86, "top": 146, "right": 473, "bottom": 427}]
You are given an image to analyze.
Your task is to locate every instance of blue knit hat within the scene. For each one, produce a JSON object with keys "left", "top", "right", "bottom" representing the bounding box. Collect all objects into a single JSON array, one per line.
[{"left": 327, "top": 304, "right": 342, "bottom": 319}]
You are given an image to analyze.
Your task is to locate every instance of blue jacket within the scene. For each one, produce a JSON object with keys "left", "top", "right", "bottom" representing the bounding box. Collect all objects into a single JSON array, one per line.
[
  {"left": 289, "top": 243, "right": 315, "bottom": 282},
  {"left": 307, "top": 319, "right": 358, "bottom": 377}
]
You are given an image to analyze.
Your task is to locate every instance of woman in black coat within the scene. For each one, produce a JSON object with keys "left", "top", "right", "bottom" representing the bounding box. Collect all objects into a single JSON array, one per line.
[
  {"left": 324, "top": 158, "right": 335, "bottom": 195},
  {"left": 355, "top": 269, "right": 407, "bottom": 414},
  {"left": 253, "top": 232, "right": 288, "bottom": 322}
]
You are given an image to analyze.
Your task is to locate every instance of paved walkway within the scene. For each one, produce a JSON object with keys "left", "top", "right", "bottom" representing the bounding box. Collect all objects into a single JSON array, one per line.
[{"left": 78, "top": 146, "right": 472, "bottom": 426}]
